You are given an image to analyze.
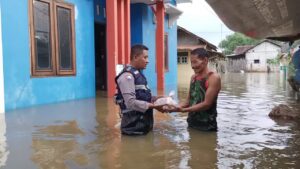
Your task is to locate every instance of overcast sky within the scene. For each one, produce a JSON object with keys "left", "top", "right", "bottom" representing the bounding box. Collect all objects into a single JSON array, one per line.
[{"left": 177, "top": 0, "right": 233, "bottom": 47}]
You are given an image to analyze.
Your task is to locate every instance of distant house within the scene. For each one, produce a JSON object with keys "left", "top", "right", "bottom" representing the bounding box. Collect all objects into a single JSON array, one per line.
[
  {"left": 177, "top": 26, "right": 223, "bottom": 86},
  {"left": 226, "top": 40, "right": 282, "bottom": 72},
  {"left": 226, "top": 45, "right": 253, "bottom": 72},
  {"left": 246, "top": 40, "right": 281, "bottom": 72}
]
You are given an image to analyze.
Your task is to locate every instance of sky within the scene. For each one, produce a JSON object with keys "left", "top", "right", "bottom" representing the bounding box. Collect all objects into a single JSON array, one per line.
[{"left": 177, "top": 0, "right": 233, "bottom": 48}]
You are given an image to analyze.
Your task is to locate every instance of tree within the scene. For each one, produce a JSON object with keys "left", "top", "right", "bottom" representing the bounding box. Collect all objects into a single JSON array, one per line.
[{"left": 219, "top": 32, "right": 259, "bottom": 55}]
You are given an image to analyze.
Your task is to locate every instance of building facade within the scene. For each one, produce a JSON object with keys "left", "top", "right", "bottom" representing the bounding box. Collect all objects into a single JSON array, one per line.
[
  {"left": 0, "top": 0, "right": 188, "bottom": 112},
  {"left": 246, "top": 40, "right": 281, "bottom": 72},
  {"left": 177, "top": 26, "right": 223, "bottom": 86}
]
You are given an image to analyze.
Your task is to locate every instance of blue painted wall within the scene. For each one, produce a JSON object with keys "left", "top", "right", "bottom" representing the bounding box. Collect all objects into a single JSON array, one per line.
[
  {"left": 94, "top": 0, "right": 106, "bottom": 23},
  {"left": 1, "top": 0, "right": 95, "bottom": 111},
  {"left": 130, "top": 2, "right": 178, "bottom": 94}
]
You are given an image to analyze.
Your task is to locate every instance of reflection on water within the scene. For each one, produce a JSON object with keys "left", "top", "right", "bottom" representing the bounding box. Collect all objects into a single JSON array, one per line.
[
  {"left": 31, "top": 121, "right": 87, "bottom": 169},
  {"left": 1, "top": 73, "right": 300, "bottom": 169}
]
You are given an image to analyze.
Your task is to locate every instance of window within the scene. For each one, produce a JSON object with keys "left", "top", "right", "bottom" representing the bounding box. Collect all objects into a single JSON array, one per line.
[
  {"left": 29, "top": 0, "right": 76, "bottom": 76},
  {"left": 177, "top": 52, "right": 188, "bottom": 64},
  {"left": 164, "top": 34, "right": 169, "bottom": 71},
  {"left": 254, "top": 59, "right": 260, "bottom": 64}
]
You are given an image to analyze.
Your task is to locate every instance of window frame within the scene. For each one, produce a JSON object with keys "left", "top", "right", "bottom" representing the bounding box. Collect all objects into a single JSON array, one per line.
[
  {"left": 177, "top": 51, "right": 188, "bottom": 64},
  {"left": 29, "top": 0, "right": 76, "bottom": 77}
]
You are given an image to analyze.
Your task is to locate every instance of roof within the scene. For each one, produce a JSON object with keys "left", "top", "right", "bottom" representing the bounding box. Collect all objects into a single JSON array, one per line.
[
  {"left": 177, "top": 45, "right": 207, "bottom": 51},
  {"left": 237, "top": 39, "right": 282, "bottom": 54},
  {"left": 233, "top": 45, "right": 254, "bottom": 55},
  {"left": 177, "top": 26, "right": 217, "bottom": 51},
  {"left": 245, "top": 39, "right": 282, "bottom": 52},
  {"left": 205, "top": 0, "right": 300, "bottom": 42},
  {"left": 227, "top": 39, "right": 282, "bottom": 58}
]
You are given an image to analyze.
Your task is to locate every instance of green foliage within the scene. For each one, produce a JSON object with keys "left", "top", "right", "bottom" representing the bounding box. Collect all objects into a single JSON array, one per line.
[
  {"left": 287, "top": 53, "right": 296, "bottom": 76},
  {"left": 267, "top": 54, "right": 281, "bottom": 65},
  {"left": 218, "top": 32, "right": 259, "bottom": 55}
]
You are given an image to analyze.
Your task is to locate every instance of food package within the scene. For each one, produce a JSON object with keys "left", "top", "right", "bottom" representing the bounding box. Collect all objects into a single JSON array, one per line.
[{"left": 154, "top": 91, "right": 178, "bottom": 109}]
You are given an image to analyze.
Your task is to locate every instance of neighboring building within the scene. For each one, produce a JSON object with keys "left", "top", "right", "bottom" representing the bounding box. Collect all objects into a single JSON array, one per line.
[
  {"left": 226, "top": 45, "right": 253, "bottom": 72},
  {"left": 226, "top": 40, "right": 282, "bottom": 72},
  {"left": 177, "top": 26, "right": 223, "bottom": 86},
  {"left": 245, "top": 40, "right": 281, "bottom": 72},
  {"left": 0, "top": 0, "right": 190, "bottom": 112}
]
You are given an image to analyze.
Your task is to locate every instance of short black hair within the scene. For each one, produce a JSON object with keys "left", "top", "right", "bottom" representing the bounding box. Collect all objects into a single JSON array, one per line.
[
  {"left": 191, "top": 48, "right": 209, "bottom": 58},
  {"left": 130, "top": 44, "right": 149, "bottom": 60}
]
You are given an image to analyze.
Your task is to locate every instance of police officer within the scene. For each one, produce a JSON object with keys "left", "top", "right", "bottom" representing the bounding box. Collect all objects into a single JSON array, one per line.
[{"left": 115, "top": 44, "right": 162, "bottom": 135}]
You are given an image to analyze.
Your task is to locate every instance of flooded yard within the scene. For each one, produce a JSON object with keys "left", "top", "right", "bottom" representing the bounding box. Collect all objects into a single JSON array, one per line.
[{"left": 1, "top": 73, "right": 300, "bottom": 169}]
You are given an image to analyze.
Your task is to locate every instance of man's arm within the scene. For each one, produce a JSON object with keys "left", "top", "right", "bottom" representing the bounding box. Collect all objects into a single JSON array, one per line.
[
  {"left": 181, "top": 73, "right": 221, "bottom": 112},
  {"left": 117, "top": 72, "right": 150, "bottom": 113}
]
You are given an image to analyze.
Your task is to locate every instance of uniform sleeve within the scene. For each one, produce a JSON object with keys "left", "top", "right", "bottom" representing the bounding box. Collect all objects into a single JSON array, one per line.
[{"left": 117, "top": 72, "right": 150, "bottom": 113}]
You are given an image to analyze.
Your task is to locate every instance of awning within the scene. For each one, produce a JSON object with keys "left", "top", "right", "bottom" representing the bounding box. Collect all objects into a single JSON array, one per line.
[
  {"left": 165, "top": 3, "right": 183, "bottom": 27},
  {"left": 205, "top": 0, "right": 300, "bottom": 42}
]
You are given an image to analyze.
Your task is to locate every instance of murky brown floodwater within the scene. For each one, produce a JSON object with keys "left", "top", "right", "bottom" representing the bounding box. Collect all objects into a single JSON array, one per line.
[{"left": 1, "top": 73, "right": 300, "bottom": 169}]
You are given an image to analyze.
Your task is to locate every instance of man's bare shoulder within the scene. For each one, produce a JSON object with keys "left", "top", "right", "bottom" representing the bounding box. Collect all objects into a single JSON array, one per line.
[
  {"left": 209, "top": 72, "right": 221, "bottom": 81},
  {"left": 208, "top": 72, "right": 221, "bottom": 88}
]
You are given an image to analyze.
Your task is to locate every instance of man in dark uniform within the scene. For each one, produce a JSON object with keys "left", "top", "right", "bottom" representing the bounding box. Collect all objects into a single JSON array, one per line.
[{"left": 115, "top": 44, "right": 162, "bottom": 135}]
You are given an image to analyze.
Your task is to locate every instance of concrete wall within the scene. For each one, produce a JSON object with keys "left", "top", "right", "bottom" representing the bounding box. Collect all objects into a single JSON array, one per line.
[
  {"left": 0, "top": 2, "right": 4, "bottom": 113},
  {"left": 246, "top": 42, "right": 280, "bottom": 72},
  {"left": 177, "top": 51, "right": 193, "bottom": 87},
  {"left": 2, "top": 0, "right": 95, "bottom": 111},
  {"left": 131, "top": 2, "right": 178, "bottom": 94}
]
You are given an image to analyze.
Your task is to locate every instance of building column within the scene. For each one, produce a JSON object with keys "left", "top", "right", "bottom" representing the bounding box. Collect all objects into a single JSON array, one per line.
[
  {"left": 117, "top": 0, "right": 125, "bottom": 64},
  {"left": 0, "top": 5, "right": 5, "bottom": 113},
  {"left": 106, "top": 0, "right": 118, "bottom": 97},
  {"left": 124, "top": 0, "right": 130, "bottom": 64},
  {"left": 155, "top": 1, "right": 165, "bottom": 90}
]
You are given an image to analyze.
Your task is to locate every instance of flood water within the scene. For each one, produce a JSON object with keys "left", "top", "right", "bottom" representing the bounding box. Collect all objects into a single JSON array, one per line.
[{"left": 1, "top": 73, "right": 300, "bottom": 169}]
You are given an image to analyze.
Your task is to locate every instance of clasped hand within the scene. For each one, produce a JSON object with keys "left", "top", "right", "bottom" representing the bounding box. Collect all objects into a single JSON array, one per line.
[{"left": 153, "top": 104, "right": 183, "bottom": 113}]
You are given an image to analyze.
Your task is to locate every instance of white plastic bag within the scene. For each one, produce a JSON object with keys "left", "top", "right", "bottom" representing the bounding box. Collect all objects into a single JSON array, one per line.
[{"left": 154, "top": 90, "right": 178, "bottom": 109}]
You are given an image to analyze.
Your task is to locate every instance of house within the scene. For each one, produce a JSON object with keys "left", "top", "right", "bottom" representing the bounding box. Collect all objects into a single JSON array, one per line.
[
  {"left": 0, "top": 0, "right": 191, "bottom": 113},
  {"left": 226, "top": 40, "right": 282, "bottom": 72},
  {"left": 226, "top": 45, "right": 253, "bottom": 72},
  {"left": 177, "top": 26, "right": 223, "bottom": 86},
  {"left": 245, "top": 40, "right": 281, "bottom": 72}
]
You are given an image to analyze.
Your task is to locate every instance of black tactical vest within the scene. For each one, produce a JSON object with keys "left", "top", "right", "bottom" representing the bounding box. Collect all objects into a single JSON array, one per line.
[{"left": 115, "top": 66, "right": 153, "bottom": 135}]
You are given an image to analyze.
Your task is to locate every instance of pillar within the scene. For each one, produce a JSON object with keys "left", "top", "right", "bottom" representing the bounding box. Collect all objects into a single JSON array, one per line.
[
  {"left": 155, "top": 1, "right": 165, "bottom": 90},
  {"left": 124, "top": 0, "right": 131, "bottom": 64},
  {"left": 117, "top": 0, "right": 125, "bottom": 64},
  {"left": 106, "top": 0, "right": 118, "bottom": 97}
]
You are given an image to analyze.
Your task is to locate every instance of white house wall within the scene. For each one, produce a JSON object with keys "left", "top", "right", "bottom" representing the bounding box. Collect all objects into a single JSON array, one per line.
[
  {"left": 0, "top": 5, "right": 4, "bottom": 114},
  {"left": 245, "top": 42, "right": 281, "bottom": 72}
]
